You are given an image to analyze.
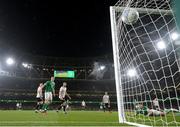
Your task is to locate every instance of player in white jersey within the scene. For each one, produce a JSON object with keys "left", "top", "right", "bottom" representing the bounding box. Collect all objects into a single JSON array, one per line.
[
  {"left": 147, "top": 108, "right": 179, "bottom": 116},
  {"left": 81, "top": 100, "right": 86, "bottom": 110},
  {"left": 35, "top": 83, "right": 43, "bottom": 112},
  {"left": 147, "top": 109, "right": 165, "bottom": 116},
  {"left": 56, "top": 82, "right": 71, "bottom": 113},
  {"left": 102, "top": 92, "right": 111, "bottom": 112},
  {"left": 153, "top": 98, "right": 160, "bottom": 111}
]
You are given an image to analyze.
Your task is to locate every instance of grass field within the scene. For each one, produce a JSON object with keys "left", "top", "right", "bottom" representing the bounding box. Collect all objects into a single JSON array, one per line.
[
  {"left": 0, "top": 110, "right": 127, "bottom": 126},
  {"left": 0, "top": 110, "right": 180, "bottom": 126},
  {"left": 125, "top": 112, "right": 180, "bottom": 126}
]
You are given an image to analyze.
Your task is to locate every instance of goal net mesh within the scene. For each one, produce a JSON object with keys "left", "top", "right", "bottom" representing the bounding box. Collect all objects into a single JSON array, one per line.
[{"left": 111, "top": 0, "right": 180, "bottom": 126}]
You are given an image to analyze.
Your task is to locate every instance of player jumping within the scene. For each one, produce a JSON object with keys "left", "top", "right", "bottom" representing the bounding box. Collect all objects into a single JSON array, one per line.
[
  {"left": 56, "top": 82, "right": 71, "bottom": 114},
  {"left": 42, "top": 76, "right": 55, "bottom": 113},
  {"left": 35, "top": 83, "right": 43, "bottom": 113}
]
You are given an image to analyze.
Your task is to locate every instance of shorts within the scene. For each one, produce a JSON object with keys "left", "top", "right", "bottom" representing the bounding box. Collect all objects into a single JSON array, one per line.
[
  {"left": 45, "top": 92, "right": 53, "bottom": 101},
  {"left": 36, "top": 97, "right": 43, "bottom": 102},
  {"left": 150, "top": 109, "right": 161, "bottom": 116},
  {"left": 103, "top": 103, "right": 110, "bottom": 108},
  {"left": 59, "top": 96, "right": 69, "bottom": 106},
  {"left": 154, "top": 110, "right": 161, "bottom": 116},
  {"left": 59, "top": 95, "right": 69, "bottom": 101}
]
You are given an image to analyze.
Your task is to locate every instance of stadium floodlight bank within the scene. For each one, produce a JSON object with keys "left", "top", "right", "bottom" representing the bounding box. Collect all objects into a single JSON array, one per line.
[{"left": 110, "top": 0, "right": 180, "bottom": 127}]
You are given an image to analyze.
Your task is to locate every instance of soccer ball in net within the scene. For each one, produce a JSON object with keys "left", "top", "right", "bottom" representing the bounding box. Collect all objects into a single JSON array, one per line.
[{"left": 121, "top": 8, "right": 139, "bottom": 25}]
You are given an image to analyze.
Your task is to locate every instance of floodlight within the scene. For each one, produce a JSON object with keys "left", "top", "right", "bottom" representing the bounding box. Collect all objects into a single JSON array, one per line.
[
  {"left": 22, "top": 63, "right": 28, "bottom": 68},
  {"left": 157, "top": 41, "right": 166, "bottom": 50},
  {"left": 99, "top": 65, "right": 105, "bottom": 71},
  {"left": 127, "top": 69, "right": 137, "bottom": 77},
  {"left": 171, "top": 32, "right": 178, "bottom": 41},
  {"left": 6, "top": 58, "right": 14, "bottom": 65}
]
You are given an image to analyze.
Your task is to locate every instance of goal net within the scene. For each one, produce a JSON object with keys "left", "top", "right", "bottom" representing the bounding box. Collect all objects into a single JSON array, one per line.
[{"left": 110, "top": 0, "right": 180, "bottom": 126}]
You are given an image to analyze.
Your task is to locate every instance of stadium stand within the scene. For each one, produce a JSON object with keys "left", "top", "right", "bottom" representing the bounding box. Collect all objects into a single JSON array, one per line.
[{"left": 0, "top": 53, "right": 117, "bottom": 110}]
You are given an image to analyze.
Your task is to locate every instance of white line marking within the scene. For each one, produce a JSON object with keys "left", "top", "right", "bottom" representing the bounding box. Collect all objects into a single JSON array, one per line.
[{"left": 0, "top": 121, "right": 118, "bottom": 123}]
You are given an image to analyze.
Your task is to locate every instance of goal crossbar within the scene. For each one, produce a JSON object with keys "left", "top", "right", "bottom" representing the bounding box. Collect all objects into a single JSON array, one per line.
[{"left": 111, "top": 6, "right": 172, "bottom": 15}]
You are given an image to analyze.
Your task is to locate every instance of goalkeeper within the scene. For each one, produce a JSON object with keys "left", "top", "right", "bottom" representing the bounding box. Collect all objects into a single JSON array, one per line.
[
  {"left": 136, "top": 103, "right": 165, "bottom": 116},
  {"left": 136, "top": 103, "right": 179, "bottom": 116},
  {"left": 135, "top": 103, "right": 149, "bottom": 116}
]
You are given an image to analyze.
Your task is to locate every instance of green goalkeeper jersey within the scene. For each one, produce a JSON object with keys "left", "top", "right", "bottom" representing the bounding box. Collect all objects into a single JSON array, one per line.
[
  {"left": 44, "top": 81, "right": 55, "bottom": 92},
  {"left": 136, "top": 106, "right": 148, "bottom": 115}
]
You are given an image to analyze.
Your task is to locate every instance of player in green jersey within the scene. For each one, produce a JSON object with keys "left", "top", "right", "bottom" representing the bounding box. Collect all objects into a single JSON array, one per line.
[
  {"left": 42, "top": 76, "right": 55, "bottom": 112},
  {"left": 135, "top": 103, "right": 148, "bottom": 116},
  {"left": 136, "top": 103, "right": 166, "bottom": 116}
]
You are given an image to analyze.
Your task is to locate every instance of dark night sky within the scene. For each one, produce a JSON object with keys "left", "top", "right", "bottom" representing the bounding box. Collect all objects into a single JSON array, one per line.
[{"left": 0, "top": 0, "right": 117, "bottom": 57}]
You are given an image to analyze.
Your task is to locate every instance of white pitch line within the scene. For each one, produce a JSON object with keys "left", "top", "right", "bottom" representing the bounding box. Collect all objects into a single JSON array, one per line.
[
  {"left": 0, "top": 126, "right": 129, "bottom": 127},
  {"left": 0, "top": 121, "right": 118, "bottom": 123}
]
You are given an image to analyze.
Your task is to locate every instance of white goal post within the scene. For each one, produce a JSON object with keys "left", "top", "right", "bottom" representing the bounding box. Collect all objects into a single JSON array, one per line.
[
  {"left": 110, "top": 6, "right": 126, "bottom": 124},
  {"left": 110, "top": 6, "right": 153, "bottom": 127}
]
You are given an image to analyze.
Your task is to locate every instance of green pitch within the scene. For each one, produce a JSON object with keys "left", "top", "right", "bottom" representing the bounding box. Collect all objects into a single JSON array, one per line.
[
  {"left": 126, "top": 112, "right": 180, "bottom": 126},
  {"left": 0, "top": 110, "right": 179, "bottom": 126},
  {"left": 0, "top": 110, "right": 127, "bottom": 126}
]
